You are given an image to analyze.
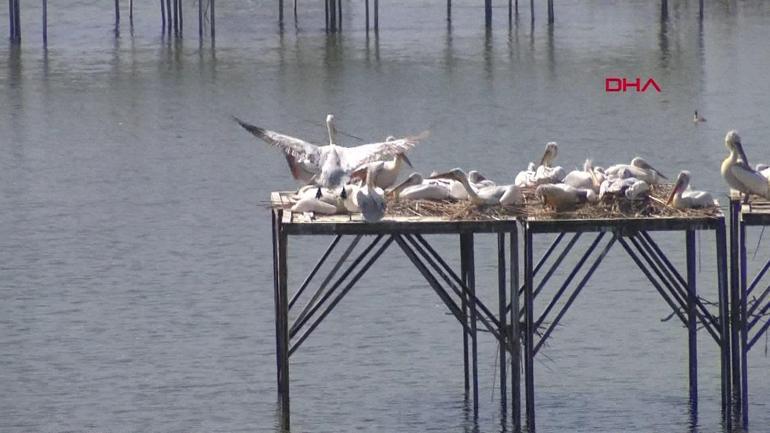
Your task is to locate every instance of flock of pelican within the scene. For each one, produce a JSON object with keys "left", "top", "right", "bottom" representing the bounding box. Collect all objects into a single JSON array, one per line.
[{"left": 234, "top": 114, "right": 770, "bottom": 222}]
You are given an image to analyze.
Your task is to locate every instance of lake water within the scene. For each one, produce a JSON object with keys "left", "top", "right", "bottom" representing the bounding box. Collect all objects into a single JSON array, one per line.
[{"left": 2, "top": 0, "right": 770, "bottom": 432}]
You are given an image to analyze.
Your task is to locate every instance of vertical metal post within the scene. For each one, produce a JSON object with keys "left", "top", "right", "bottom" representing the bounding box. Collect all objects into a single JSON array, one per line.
[
  {"left": 365, "top": 0, "right": 369, "bottom": 31},
  {"left": 161, "top": 0, "right": 166, "bottom": 31},
  {"left": 129, "top": 0, "right": 133, "bottom": 24},
  {"left": 524, "top": 225, "right": 535, "bottom": 431},
  {"left": 178, "top": 0, "right": 183, "bottom": 35},
  {"left": 210, "top": 0, "right": 215, "bottom": 39},
  {"left": 42, "top": 0, "right": 47, "bottom": 45},
  {"left": 547, "top": 0, "right": 553, "bottom": 23},
  {"left": 530, "top": 0, "right": 534, "bottom": 23},
  {"left": 374, "top": 0, "right": 379, "bottom": 31},
  {"left": 13, "top": 0, "right": 20, "bottom": 41},
  {"left": 510, "top": 229, "right": 521, "bottom": 431},
  {"left": 699, "top": 0, "right": 704, "bottom": 19},
  {"left": 508, "top": 0, "right": 512, "bottom": 23},
  {"left": 272, "top": 211, "right": 282, "bottom": 392},
  {"left": 661, "top": 0, "right": 668, "bottom": 20},
  {"left": 166, "top": 0, "right": 172, "bottom": 34},
  {"left": 686, "top": 230, "right": 698, "bottom": 409},
  {"left": 329, "top": 0, "right": 336, "bottom": 31},
  {"left": 447, "top": 0, "right": 451, "bottom": 22},
  {"left": 729, "top": 199, "right": 742, "bottom": 415},
  {"left": 485, "top": 0, "right": 492, "bottom": 27},
  {"left": 173, "top": 0, "right": 178, "bottom": 35},
  {"left": 716, "top": 220, "right": 732, "bottom": 426},
  {"left": 279, "top": 0, "right": 284, "bottom": 24},
  {"left": 9, "top": 0, "right": 14, "bottom": 41},
  {"left": 739, "top": 215, "right": 748, "bottom": 427},
  {"left": 294, "top": 0, "right": 297, "bottom": 20},
  {"left": 460, "top": 234, "right": 470, "bottom": 393},
  {"left": 461, "top": 233, "right": 479, "bottom": 415},
  {"left": 115, "top": 0, "right": 120, "bottom": 26},
  {"left": 198, "top": 0, "right": 202, "bottom": 39},
  {"left": 337, "top": 0, "right": 342, "bottom": 30},
  {"left": 278, "top": 215, "right": 290, "bottom": 430},
  {"left": 497, "top": 233, "right": 508, "bottom": 409}
]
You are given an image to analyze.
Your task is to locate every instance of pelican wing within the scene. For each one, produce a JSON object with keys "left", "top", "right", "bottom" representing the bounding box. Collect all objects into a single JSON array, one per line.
[
  {"left": 234, "top": 117, "right": 322, "bottom": 165},
  {"left": 339, "top": 133, "right": 426, "bottom": 171},
  {"left": 729, "top": 164, "right": 770, "bottom": 197}
]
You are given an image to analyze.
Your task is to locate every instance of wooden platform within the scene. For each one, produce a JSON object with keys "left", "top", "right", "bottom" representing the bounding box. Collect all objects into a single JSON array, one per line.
[
  {"left": 272, "top": 191, "right": 724, "bottom": 234},
  {"left": 730, "top": 190, "right": 770, "bottom": 225}
]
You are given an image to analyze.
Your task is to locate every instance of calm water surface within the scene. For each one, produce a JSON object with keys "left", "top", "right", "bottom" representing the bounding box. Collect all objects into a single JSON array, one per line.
[{"left": 2, "top": 1, "right": 770, "bottom": 432}]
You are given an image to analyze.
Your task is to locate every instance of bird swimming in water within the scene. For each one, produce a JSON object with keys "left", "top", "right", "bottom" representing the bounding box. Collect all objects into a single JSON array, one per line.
[{"left": 693, "top": 110, "right": 707, "bottom": 123}]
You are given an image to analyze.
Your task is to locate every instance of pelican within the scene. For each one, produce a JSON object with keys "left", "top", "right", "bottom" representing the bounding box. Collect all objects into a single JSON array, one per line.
[
  {"left": 514, "top": 142, "right": 566, "bottom": 187},
  {"left": 356, "top": 163, "right": 387, "bottom": 222},
  {"left": 667, "top": 171, "right": 716, "bottom": 209},
  {"left": 693, "top": 110, "right": 707, "bottom": 123},
  {"left": 599, "top": 177, "right": 649, "bottom": 200},
  {"left": 430, "top": 168, "right": 523, "bottom": 206},
  {"left": 291, "top": 197, "right": 340, "bottom": 215},
  {"left": 563, "top": 159, "right": 602, "bottom": 192},
  {"left": 539, "top": 142, "right": 558, "bottom": 167},
  {"left": 468, "top": 170, "right": 496, "bottom": 189},
  {"left": 605, "top": 157, "right": 667, "bottom": 185},
  {"left": 389, "top": 173, "right": 468, "bottom": 201},
  {"left": 721, "top": 130, "right": 770, "bottom": 200},
  {"left": 233, "top": 115, "right": 423, "bottom": 193},
  {"left": 351, "top": 138, "right": 413, "bottom": 189},
  {"left": 536, "top": 184, "right": 597, "bottom": 212}
]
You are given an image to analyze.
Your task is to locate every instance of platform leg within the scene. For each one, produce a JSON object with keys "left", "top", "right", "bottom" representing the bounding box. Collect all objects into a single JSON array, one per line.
[
  {"left": 272, "top": 211, "right": 282, "bottom": 394},
  {"left": 277, "top": 218, "right": 290, "bottom": 430},
  {"left": 524, "top": 225, "right": 535, "bottom": 432},
  {"left": 739, "top": 218, "right": 748, "bottom": 427},
  {"left": 460, "top": 234, "right": 470, "bottom": 394},
  {"left": 686, "top": 230, "right": 698, "bottom": 412},
  {"left": 716, "top": 220, "right": 732, "bottom": 426},
  {"left": 497, "top": 232, "right": 508, "bottom": 410},
  {"left": 510, "top": 229, "right": 522, "bottom": 431},
  {"left": 729, "top": 200, "right": 742, "bottom": 417},
  {"left": 461, "top": 233, "right": 479, "bottom": 416}
]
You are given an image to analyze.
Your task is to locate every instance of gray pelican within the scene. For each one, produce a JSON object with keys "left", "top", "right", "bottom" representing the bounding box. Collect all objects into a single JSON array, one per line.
[
  {"left": 721, "top": 130, "right": 770, "bottom": 200},
  {"left": 233, "top": 115, "right": 423, "bottom": 193},
  {"left": 693, "top": 110, "right": 707, "bottom": 123},
  {"left": 430, "top": 168, "right": 523, "bottom": 206},
  {"left": 563, "top": 159, "right": 602, "bottom": 192},
  {"left": 536, "top": 184, "right": 597, "bottom": 212},
  {"left": 667, "top": 171, "right": 715, "bottom": 209},
  {"left": 389, "top": 173, "right": 466, "bottom": 201},
  {"left": 355, "top": 163, "right": 386, "bottom": 222},
  {"left": 605, "top": 157, "right": 667, "bottom": 185}
]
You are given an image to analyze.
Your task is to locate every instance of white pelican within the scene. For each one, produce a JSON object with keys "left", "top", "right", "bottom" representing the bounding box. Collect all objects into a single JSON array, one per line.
[
  {"left": 536, "top": 184, "right": 597, "bottom": 212},
  {"left": 351, "top": 139, "right": 413, "bottom": 189},
  {"left": 355, "top": 163, "right": 387, "bottom": 222},
  {"left": 693, "top": 110, "right": 707, "bottom": 123},
  {"left": 430, "top": 168, "right": 523, "bottom": 206},
  {"left": 667, "top": 171, "right": 716, "bottom": 209},
  {"left": 514, "top": 142, "right": 566, "bottom": 187},
  {"left": 233, "top": 115, "right": 423, "bottom": 192},
  {"left": 291, "top": 197, "right": 340, "bottom": 215},
  {"left": 389, "top": 173, "right": 467, "bottom": 201},
  {"left": 468, "top": 170, "right": 496, "bottom": 189},
  {"left": 563, "top": 159, "right": 602, "bottom": 192},
  {"left": 605, "top": 157, "right": 667, "bottom": 185},
  {"left": 721, "top": 130, "right": 770, "bottom": 200}
]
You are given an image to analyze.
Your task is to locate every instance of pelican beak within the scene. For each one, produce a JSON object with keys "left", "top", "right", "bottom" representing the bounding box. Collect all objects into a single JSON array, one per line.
[
  {"left": 400, "top": 153, "right": 414, "bottom": 168},
  {"left": 428, "top": 170, "right": 455, "bottom": 180},
  {"left": 666, "top": 178, "right": 683, "bottom": 206},
  {"left": 538, "top": 150, "right": 548, "bottom": 167},
  {"left": 735, "top": 141, "right": 751, "bottom": 167}
]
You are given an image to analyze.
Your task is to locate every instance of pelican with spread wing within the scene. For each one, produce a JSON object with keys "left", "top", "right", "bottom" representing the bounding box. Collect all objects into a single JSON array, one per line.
[{"left": 233, "top": 115, "right": 425, "bottom": 195}]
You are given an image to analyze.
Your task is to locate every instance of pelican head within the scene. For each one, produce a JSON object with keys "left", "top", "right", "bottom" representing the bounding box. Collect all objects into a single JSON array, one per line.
[
  {"left": 326, "top": 113, "right": 337, "bottom": 145},
  {"left": 631, "top": 157, "right": 667, "bottom": 180},
  {"left": 667, "top": 170, "right": 691, "bottom": 205},
  {"left": 397, "top": 152, "right": 414, "bottom": 168},
  {"left": 389, "top": 172, "right": 424, "bottom": 199},
  {"left": 468, "top": 170, "right": 487, "bottom": 184},
  {"left": 725, "top": 130, "right": 750, "bottom": 165},
  {"left": 539, "top": 142, "right": 559, "bottom": 167},
  {"left": 429, "top": 168, "right": 467, "bottom": 183},
  {"left": 385, "top": 135, "right": 396, "bottom": 142}
]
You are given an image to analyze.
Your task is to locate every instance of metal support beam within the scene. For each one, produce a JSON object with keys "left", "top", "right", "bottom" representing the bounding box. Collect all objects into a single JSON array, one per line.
[
  {"left": 739, "top": 213, "right": 749, "bottom": 426},
  {"left": 277, "top": 213, "right": 290, "bottom": 430},
  {"left": 498, "top": 233, "right": 508, "bottom": 408},
  {"left": 686, "top": 230, "right": 698, "bottom": 410},
  {"left": 288, "top": 235, "right": 343, "bottom": 310},
  {"left": 715, "top": 220, "right": 732, "bottom": 424},
  {"left": 523, "top": 225, "right": 535, "bottom": 431},
  {"left": 460, "top": 233, "right": 479, "bottom": 415},
  {"left": 510, "top": 229, "right": 521, "bottom": 431}
]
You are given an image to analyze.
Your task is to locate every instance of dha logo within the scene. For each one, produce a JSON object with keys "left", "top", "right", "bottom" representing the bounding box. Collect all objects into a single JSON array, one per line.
[{"left": 605, "top": 77, "right": 661, "bottom": 93}]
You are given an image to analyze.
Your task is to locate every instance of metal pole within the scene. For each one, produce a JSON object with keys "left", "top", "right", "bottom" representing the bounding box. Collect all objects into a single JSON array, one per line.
[
  {"left": 460, "top": 234, "right": 470, "bottom": 393},
  {"left": 485, "top": 0, "right": 491, "bottom": 27},
  {"left": 278, "top": 218, "right": 290, "bottom": 430},
  {"left": 337, "top": 0, "right": 342, "bottom": 30},
  {"left": 272, "top": 211, "right": 282, "bottom": 393},
  {"left": 729, "top": 199, "right": 742, "bottom": 415},
  {"left": 129, "top": 0, "right": 133, "bottom": 24},
  {"left": 547, "top": 0, "right": 554, "bottom": 23},
  {"left": 14, "top": 0, "right": 20, "bottom": 41},
  {"left": 8, "top": 0, "right": 14, "bottom": 42},
  {"left": 530, "top": 0, "right": 534, "bottom": 23},
  {"left": 447, "top": 0, "right": 451, "bottom": 22},
  {"left": 211, "top": 0, "right": 215, "bottom": 39},
  {"left": 524, "top": 225, "right": 535, "bottom": 431},
  {"left": 178, "top": 0, "right": 183, "bottom": 35},
  {"left": 462, "top": 233, "right": 479, "bottom": 415},
  {"left": 115, "top": 0, "right": 120, "bottom": 26},
  {"left": 198, "top": 0, "right": 202, "bottom": 39},
  {"left": 173, "top": 0, "right": 178, "bottom": 35},
  {"left": 716, "top": 220, "right": 732, "bottom": 426},
  {"left": 510, "top": 229, "right": 521, "bottom": 431},
  {"left": 279, "top": 0, "right": 284, "bottom": 24},
  {"left": 161, "top": 0, "right": 166, "bottom": 31},
  {"left": 42, "top": 0, "right": 47, "bottom": 44},
  {"left": 739, "top": 215, "right": 748, "bottom": 427},
  {"left": 686, "top": 230, "right": 698, "bottom": 409},
  {"left": 365, "top": 0, "right": 369, "bottom": 31},
  {"left": 166, "top": 0, "right": 172, "bottom": 34},
  {"left": 374, "top": 0, "right": 379, "bottom": 31},
  {"left": 497, "top": 233, "right": 507, "bottom": 408}
]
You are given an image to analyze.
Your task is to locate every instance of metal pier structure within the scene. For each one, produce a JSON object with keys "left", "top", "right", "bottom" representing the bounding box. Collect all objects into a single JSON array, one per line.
[
  {"left": 729, "top": 192, "right": 770, "bottom": 429},
  {"left": 270, "top": 192, "right": 520, "bottom": 431},
  {"left": 518, "top": 213, "right": 731, "bottom": 432},
  {"left": 270, "top": 191, "right": 733, "bottom": 432}
]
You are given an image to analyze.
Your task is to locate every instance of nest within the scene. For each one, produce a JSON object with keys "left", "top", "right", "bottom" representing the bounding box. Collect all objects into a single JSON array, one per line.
[{"left": 385, "top": 184, "right": 721, "bottom": 221}]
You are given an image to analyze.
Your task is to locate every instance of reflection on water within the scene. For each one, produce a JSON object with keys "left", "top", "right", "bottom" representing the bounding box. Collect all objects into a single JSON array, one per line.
[{"left": 1, "top": 1, "right": 770, "bottom": 432}]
